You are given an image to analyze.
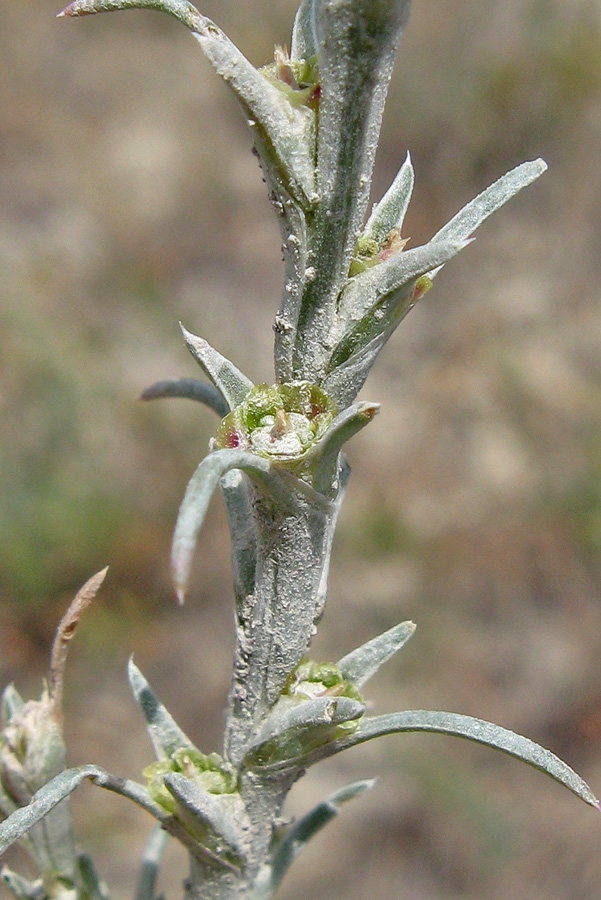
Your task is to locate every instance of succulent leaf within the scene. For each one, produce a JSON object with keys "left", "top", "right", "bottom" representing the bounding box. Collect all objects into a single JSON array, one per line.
[
  {"left": 77, "top": 852, "right": 111, "bottom": 900},
  {"left": 428, "top": 158, "right": 547, "bottom": 277},
  {"left": 0, "top": 868, "right": 44, "bottom": 900},
  {"left": 0, "top": 766, "right": 166, "bottom": 856},
  {"left": 291, "top": 0, "right": 320, "bottom": 61},
  {"left": 305, "top": 710, "right": 601, "bottom": 809},
  {"left": 363, "top": 151, "right": 414, "bottom": 244},
  {"left": 59, "top": 1, "right": 317, "bottom": 208},
  {"left": 134, "top": 825, "right": 168, "bottom": 900},
  {"left": 306, "top": 401, "right": 380, "bottom": 494},
  {"left": 140, "top": 378, "right": 229, "bottom": 418},
  {"left": 127, "top": 659, "right": 196, "bottom": 759},
  {"left": 266, "top": 779, "right": 375, "bottom": 892},
  {"left": 172, "top": 449, "right": 290, "bottom": 604},
  {"left": 338, "top": 620, "right": 416, "bottom": 688},
  {"left": 180, "top": 325, "right": 253, "bottom": 411}
]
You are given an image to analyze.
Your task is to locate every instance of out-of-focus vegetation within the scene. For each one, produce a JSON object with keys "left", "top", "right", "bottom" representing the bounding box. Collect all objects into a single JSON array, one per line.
[{"left": 2, "top": 1, "right": 601, "bottom": 898}]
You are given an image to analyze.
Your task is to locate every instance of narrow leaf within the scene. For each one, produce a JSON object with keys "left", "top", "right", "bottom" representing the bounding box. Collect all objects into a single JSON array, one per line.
[
  {"left": 164, "top": 773, "right": 246, "bottom": 862},
  {"left": 338, "top": 620, "right": 416, "bottom": 688},
  {"left": 268, "top": 779, "right": 375, "bottom": 891},
  {"left": 140, "top": 378, "right": 229, "bottom": 417},
  {"left": 172, "top": 449, "right": 288, "bottom": 604},
  {"left": 77, "top": 852, "right": 111, "bottom": 900},
  {"left": 364, "top": 151, "right": 414, "bottom": 243},
  {"left": 1, "top": 686, "right": 24, "bottom": 727},
  {"left": 128, "top": 659, "right": 195, "bottom": 759},
  {"left": 309, "top": 711, "right": 601, "bottom": 809},
  {"left": 59, "top": 1, "right": 317, "bottom": 206},
  {"left": 135, "top": 825, "right": 168, "bottom": 900},
  {"left": 428, "top": 159, "right": 547, "bottom": 277},
  {"left": 308, "top": 402, "right": 380, "bottom": 494},
  {"left": 291, "top": 0, "right": 320, "bottom": 61},
  {"left": 180, "top": 325, "right": 253, "bottom": 410},
  {"left": 49, "top": 567, "right": 108, "bottom": 719},
  {"left": 0, "top": 766, "right": 166, "bottom": 856}
]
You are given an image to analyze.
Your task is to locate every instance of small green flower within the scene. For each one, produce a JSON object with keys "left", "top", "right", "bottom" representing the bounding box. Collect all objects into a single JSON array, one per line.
[
  {"left": 214, "top": 381, "right": 337, "bottom": 461},
  {"left": 143, "top": 747, "right": 237, "bottom": 813},
  {"left": 283, "top": 658, "right": 364, "bottom": 704}
]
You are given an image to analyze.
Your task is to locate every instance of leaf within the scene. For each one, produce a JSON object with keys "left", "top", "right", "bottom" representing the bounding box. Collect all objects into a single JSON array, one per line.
[
  {"left": 164, "top": 773, "right": 246, "bottom": 864},
  {"left": 0, "top": 766, "right": 166, "bottom": 856},
  {"left": 428, "top": 159, "right": 547, "bottom": 277},
  {"left": 1, "top": 686, "right": 24, "bottom": 727},
  {"left": 135, "top": 825, "right": 168, "bottom": 900},
  {"left": 292, "top": 0, "right": 413, "bottom": 380},
  {"left": 140, "top": 378, "right": 229, "bottom": 417},
  {"left": 338, "top": 620, "right": 416, "bottom": 688},
  {"left": 58, "top": 1, "right": 317, "bottom": 207},
  {"left": 291, "top": 0, "right": 320, "bottom": 61},
  {"left": 180, "top": 325, "right": 253, "bottom": 410},
  {"left": 267, "top": 779, "right": 375, "bottom": 892},
  {"left": 307, "top": 402, "right": 380, "bottom": 494},
  {"left": 244, "top": 696, "right": 365, "bottom": 767},
  {"left": 307, "top": 710, "right": 601, "bottom": 809},
  {"left": 172, "top": 450, "right": 289, "bottom": 604},
  {"left": 128, "top": 659, "right": 195, "bottom": 759},
  {"left": 363, "top": 151, "right": 414, "bottom": 243},
  {"left": 49, "top": 567, "right": 108, "bottom": 720},
  {"left": 77, "top": 852, "right": 111, "bottom": 900}
]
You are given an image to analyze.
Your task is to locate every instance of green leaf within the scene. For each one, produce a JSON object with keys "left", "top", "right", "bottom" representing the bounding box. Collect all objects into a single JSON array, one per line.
[
  {"left": 164, "top": 773, "right": 247, "bottom": 864},
  {"left": 172, "top": 450, "right": 289, "bottom": 604},
  {"left": 308, "top": 710, "right": 601, "bottom": 809},
  {"left": 140, "top": 378, "right": 229, "bottom": 417},
  {"left": 428, "top": 159, "right": 547, "bottom": 277},
  {"left": 363, "top": 151, "right": 414, "bottom": 244},
  {"left": 338, "top": 620, "right": 416, "bottom": 688},
  {"left": 77, "top": 852, "right": 111, "bottom": 900},
  {"left": 135, "top": 825, "right": 168, "bottom": 900},
  {"left": 267, "top": 779, "right": 375, "bottom": 892},
  {"left": 180, "top": 325, "right": 253, "bottom": 410},
  {"left": 127, "top": 659, "right": 195, "bottom": 759},
  {"left": 0, "top": 766, "right": 166, "bottom": 856},
  {"left": 307, "top": 402, "right": 380, "bottom": 494},
  {"left": 59, "top": 1, "right": 317, "bottom": 207},
  {"left": 1, "top": 685, "right": 24, "bottom": 726},
  {"left": 291, "top": 0, "right": 320, "bottom": 61}
]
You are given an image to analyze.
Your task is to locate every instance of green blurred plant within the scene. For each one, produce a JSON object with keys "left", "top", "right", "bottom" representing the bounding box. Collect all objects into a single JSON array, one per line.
[{"left": 0, "top": 1, "right": 598, "bottom": 899}]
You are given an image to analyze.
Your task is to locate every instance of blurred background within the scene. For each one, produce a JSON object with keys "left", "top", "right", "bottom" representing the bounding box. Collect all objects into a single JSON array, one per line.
[{"left": 2, "top": 0, "right": 601, "bottom": 897}]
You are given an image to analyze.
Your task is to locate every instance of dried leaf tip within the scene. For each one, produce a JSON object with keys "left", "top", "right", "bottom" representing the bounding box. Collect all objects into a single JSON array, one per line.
[{"left": 49, "top": 567, "right": 108, "bottom": 717}]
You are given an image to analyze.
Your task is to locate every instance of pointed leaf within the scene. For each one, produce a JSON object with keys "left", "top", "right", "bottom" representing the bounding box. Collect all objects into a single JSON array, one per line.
[
  {"left": 336, "top": 238, "right": 468, "bottom": 335},
  {"left": 307, "top": 711, "right": 601, "bottom": 809},
  {"left": 308, "top": 402, "right": 380, "bottom": 494},
  {"left": 140, "top": 378, "right": 229, "bottom": 417},
  {"left": 135, "top": 825, "right": 168, "bottom": 900},
  {"left": 268, "top": 779, "right": 375, "bottom": 892},
  {"left": 180, "top": 325, "right": 253, "bottom": 410},
  {"left": 428, "top": 159, "right": 547, "bottom": 277},
  {"left": 59, "top": 1, "right": 317, "bottom": 206},
  {"left": 291, "top": 0, "right": 320, "bottom": 61},
  {"left": 338, "top": 620, "right": 416, "bottom": 688},
  {"left": 364, "top": 151, "right": 414, "bottom": 243},
  {"left": 128, "top": 659, "right": 195, "bottom": 759},
  {"left": 164, "top": 773, "right": 246, "bottom": 863},
  {"left": 0, "top": 766, "right": 166, "bottom": 855},
  {"left": 77, "top": 852, "right": 111, "bottom": 900},
  {"left": 172, "top": 449, "right": 288, "bottom": 604}
]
